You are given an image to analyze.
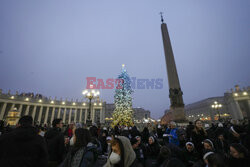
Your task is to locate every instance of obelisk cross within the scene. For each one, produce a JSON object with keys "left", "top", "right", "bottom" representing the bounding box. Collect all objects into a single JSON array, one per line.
[{"left": 160, "top": 12, "right": 164, "bottom": 23}]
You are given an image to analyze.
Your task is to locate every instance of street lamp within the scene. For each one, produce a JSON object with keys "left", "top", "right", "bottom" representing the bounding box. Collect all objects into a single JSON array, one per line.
[
  {"left": 82, "top": 85, "right": 100, "bottom": 126},
  {"left": 211, "top": 101, "right": 222, "bottom": 120}
]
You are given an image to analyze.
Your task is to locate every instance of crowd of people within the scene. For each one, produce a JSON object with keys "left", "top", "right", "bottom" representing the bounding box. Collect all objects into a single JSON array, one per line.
[{"left": 0, "top": 116, "right": 250, "bottom": 167}]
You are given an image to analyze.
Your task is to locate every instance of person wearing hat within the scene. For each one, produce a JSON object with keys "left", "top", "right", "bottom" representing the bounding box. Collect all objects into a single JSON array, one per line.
[
  {"left": 202, "top": 139, "right": 215, "bottom": 154},
  {"left": 144, "top": 136, "right": 160, "bottom": 167},
  {"left": 182, "top": 142, "right": 200, "bottom": 167},
  {"left": 214, "top": 133, "right": 229, "bottom": 155}
]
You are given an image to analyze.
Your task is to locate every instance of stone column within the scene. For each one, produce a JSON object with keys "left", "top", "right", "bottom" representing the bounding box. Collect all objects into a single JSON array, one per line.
[
  {"left": 79, "top": 108, "right": 83, "bottom": 123},
  {"left": 38, "top": 106, "right": 43, "bottom": 123},
  {"left": 18, "top": 104, "right": 23, "bottom": 117},
  {"left": 44, "top": 107, "right": 50, "bottom": 124},
  {"left": 68, "top": 108, "right": 72, "bottom": 124},
  {"left": 25, "top": 105, "right": 30, "bottom": 115},
  {"left": 74, "top": 108, "right": 77, "bottom": 123},
  {"left": 92, "top": 109, "right": 95, "bottom": 123},
  {"left": 100, "top": 108, "right": 103, "bottom": 123},
  {"left": 32, "top": 105, "right": 37, "bottom": 119},
  {"left": 50, "top": 107, "right": 56, "bottom": 124},
  {"left": 0, "top": 102, "right": 7, "bottom": 120},
  {"left": 84, "top": 109, "right": 87, "bottom": 124},
  {"left": 63, "top": 108, "right": 66, "bottom": 123},
  {"left": 57, "top": 107, "right": 61, "bottom": 119}
]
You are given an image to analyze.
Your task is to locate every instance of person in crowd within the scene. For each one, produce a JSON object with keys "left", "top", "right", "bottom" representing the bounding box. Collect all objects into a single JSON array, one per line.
[
  {"left": 157, "top": 146, "right": 185, "bottom": 167},
  {"left": 206, "top": 153, "right": 227, "bottom": 167},
  {"left": 202, "top": 139, "right": 215, "bottom": 154},
  {"left": 104, "top": 136, "right": 143, "bottom": 167},
  {"left": 131, "top": 126, "right": 141, "bottom": 138},
  {"left": 186, "top": 122, "right": 195, "bottom": 141},
  {"left": 166, "top": 121, "right": 179, "bottom": 146},
  {"left": 227, "top": 143, "right": 250, "bottom": 167},
  {"left": 0, "top": 116, "right": 48, "bottom": 167},
  {"left": 60, "top": 128, "right": 97, "bottom": 167},
  {"left": 228, "top": 119, "right": 242, "bottom": 144},
  {"left": 191, "top": 120, "right": 207, "bottom": 154},
  {"left": 89, "top": 124, "right": 103, "bottom": 155},
  {"left": 114, "top": 126, "right": 120, "bottom": 136},
  {"left": 99, "top": 127, "right": 109, "bottom": 154},
  {"left": 242, "top": 121, "right": 250, "bottom": 151},
  {"left": 182, "top": 142, "right": 200, "bottom": 167},
  {"left": 145, "top": 136, "right": 160, "bottom": 167},
  {"left": 64, "top": 122, "right": 74, "bottom": 138},
  {"left": 156, "top": 124, "right": 164, "bottom": 139},
  {"left": 214, "top": 133, "right": 229, "bottom": 155},
  {"left": 44, "top": 118, "right": 67, "bottom": 167},
  {"left": 214, "top": 123, "right": 226, "bottom": 138},
  {"left": 0, "top": 120, "right": 5, "bottom": 135},
  {"left": 39, "top": 126, "right": 46, "bottom": 137},
  {"left": 131, "top": 137, "right": 145, "bottom": 166},
  {"left": 141, "top": 127, "right": 150, "bottom": 144},
  {"left": 121, "top": 126, "right": 130, "bottom": 138}
]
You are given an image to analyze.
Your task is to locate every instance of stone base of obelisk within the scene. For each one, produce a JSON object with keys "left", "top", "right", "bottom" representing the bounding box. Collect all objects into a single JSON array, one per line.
[
  {"left": 161, "top": 107, "right": 187, "bottom": 124},
  {"left": 171, "top": 107, "right": 186, "bottom": 122}
]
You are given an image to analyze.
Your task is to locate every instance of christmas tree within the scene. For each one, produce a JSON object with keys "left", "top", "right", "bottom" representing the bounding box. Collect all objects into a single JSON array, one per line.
[{"left": 112, "top": 64, "right": 134, "bottom": 127}]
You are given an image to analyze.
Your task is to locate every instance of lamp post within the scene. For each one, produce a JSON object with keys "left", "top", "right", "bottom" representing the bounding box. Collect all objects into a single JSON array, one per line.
[
  {"left": 82, "top": 85, "right": 100, "bottom": 126},
  {"left": 211, "top": 101, "right": 222, "bottom": 121}
]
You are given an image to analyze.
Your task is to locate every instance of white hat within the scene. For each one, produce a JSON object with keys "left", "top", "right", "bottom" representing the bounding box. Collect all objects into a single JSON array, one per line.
[
  {"left": 158, "top": 125, "right": 161, "bottom": 128},
  {"left": 203, "top": 152, "right": 214, "bottom": 160},
  {"left": 186, "top": 142, "right": 194, "bottom": 147},
  {"left": 103, "top": 127, "right": 107, "bottom": 130},
  {"left": 218, "top": 123, "right": 223, "bottom": 127},
  {"left": 205, "top": 124, "right": 210, "bottom": 128},
  {"left": 124, "top": 127, "right": 128, "bottom": 130},
  {"left": 203, "top": 139, "right": 214, "bottom": 149},
  {"left": 106, "top": 136, "right": 112, "bottom": 141}
]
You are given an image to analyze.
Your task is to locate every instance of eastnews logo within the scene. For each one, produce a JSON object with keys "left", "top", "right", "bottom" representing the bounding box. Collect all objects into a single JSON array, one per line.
[{"left": 86, "top": 77, "right": 163, "bottom": 89}]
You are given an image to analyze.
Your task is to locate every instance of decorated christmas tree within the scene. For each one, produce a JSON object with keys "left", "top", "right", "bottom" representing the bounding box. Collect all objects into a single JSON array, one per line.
[{"left": 112, "top": 64, "right": 134, "bottom": 127}]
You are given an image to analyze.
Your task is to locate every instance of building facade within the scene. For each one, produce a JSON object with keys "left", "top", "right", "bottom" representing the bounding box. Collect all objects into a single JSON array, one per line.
[
  {"left": 0, "top": 90, "right": 151, "bottom": 126},
  {"left": 185, "top": 85, "right": 250, "bottom": 121},
  {"left": 0, "top": 89, "right": 105, "bottom": 126}
]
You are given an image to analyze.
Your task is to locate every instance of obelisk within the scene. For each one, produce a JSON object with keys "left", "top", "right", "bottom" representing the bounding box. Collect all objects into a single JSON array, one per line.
[{"left": 160, "top": 13, "right": 186, "bottom": 122}]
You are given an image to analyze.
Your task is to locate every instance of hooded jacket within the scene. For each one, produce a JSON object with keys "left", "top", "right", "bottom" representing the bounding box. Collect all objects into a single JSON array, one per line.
[
  {"left": 0, "top": 125, "right": 48, "bottom": 167},
  {"left": 104, "top": 136, "right": 142, "bottom": 167}
]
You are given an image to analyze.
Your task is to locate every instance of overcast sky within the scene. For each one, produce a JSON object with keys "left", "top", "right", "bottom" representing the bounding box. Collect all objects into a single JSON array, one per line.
[{"left": 0, "top": 0, "right": 249, "bottom": 119}]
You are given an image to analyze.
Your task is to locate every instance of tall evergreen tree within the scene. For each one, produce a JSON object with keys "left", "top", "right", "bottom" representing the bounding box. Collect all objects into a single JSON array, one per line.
[{"left": 112, "top": 64, "right": 134, "bottom": 127}]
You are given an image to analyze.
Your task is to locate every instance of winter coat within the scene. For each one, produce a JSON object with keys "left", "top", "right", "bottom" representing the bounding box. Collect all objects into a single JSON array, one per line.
[
  {"left": 182, "top": 148, "right": 200, "bottom": 167},
  {"left": 167, "top": 128, "right": 179, "bottom": 146},
  {"left": 104, "top": 136, "right": 143, "bottom": 167},
  {"left": 191, "top": 129, "right": 207, "bottom": 154},
  {"left": 145, "top": 142, "right": 160, "bottom": 159},
  {"left": 214, "top": 139, "right": 229, "bottom": 155},
  {"left": 44, "top": 127, "right": 66, "bottom": 163},
  {"left": 0, "top": 125, "right": 48, "bottom": 167},
  {"left": 60, "top": 144, "right": 96, "bottom": 167},
  {"left": 133, "top": 146, "right": 145, "bottom": 165},
  {"left": 186, "top": 124, "right": 194, "bottom": 141},
  {"left": 141, "top": 128, "right": 150, "bottom": 143}
]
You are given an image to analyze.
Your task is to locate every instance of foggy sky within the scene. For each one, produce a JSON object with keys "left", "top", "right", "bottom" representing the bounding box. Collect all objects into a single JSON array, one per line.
[{"left": 0, "top": 0, "right": 250, "bottom": 119}]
